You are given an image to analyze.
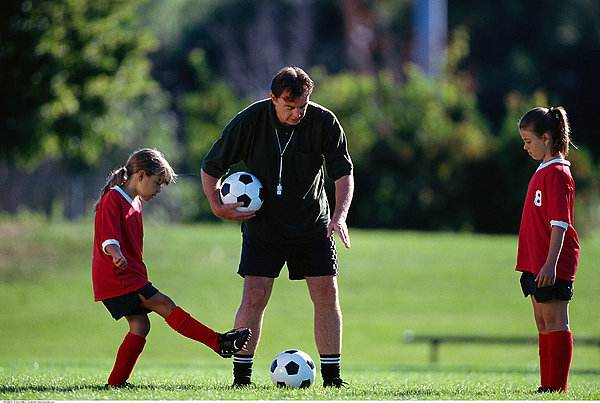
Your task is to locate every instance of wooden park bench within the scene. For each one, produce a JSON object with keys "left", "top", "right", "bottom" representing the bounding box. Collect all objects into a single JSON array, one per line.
[{"left": 403, "top": 331, "right": 600, "bottom": 364}]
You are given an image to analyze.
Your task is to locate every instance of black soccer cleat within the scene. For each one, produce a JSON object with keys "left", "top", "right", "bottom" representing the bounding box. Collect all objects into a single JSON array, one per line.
[
  {"left": 536, "top": 386, "right": 562, "bottom": 393},
  {"left": 218, "top": 328, "right": 252, "bottom": 358},
  {"left": 231, "top": 379, "right": 255, "bottom": 388},
  {"left": 323, "top": 378, "right": 348, "bottom": 388}
]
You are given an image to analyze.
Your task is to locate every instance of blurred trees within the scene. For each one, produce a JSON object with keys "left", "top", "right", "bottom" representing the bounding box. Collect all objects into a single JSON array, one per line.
[
  {"left": 312, "top": 30, "right": 498, "bottom": 231},
  {"left": 1, "top": 0, "right": 174, "bottom": 169},
  {"left": 449, "top": 0, "right": 600, "bottom": 153},
  {"left": 1, "top": 0, "right": 598, "bottom": 231},
  {"left": 1, "top": 0, "right": 177, "bottom": 217}
]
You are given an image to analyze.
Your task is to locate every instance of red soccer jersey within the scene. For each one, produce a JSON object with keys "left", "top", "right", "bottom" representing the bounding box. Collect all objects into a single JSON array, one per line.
[
  {"left": 92, "top": 186, "right": 150, "bottom": 301},
  {"left": 516, "top": 159, "right": 580, "bottom": 281}
]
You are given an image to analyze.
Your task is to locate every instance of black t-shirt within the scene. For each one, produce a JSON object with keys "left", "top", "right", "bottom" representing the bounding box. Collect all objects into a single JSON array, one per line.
[{"left": 202, "top": 99, "right": 353, "bottom": 243}]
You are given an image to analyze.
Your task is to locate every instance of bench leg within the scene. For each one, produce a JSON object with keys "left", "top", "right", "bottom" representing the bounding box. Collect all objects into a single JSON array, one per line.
[{"left": 430, "top": 340, "right": 440, "bottom": 364}]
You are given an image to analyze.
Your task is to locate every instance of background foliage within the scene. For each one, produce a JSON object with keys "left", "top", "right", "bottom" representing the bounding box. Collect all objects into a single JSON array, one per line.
[{"left": 1, "top": 0, "right": 598, "bottom": 232}]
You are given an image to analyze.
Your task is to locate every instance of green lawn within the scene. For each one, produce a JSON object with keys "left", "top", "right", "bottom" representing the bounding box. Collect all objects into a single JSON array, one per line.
[{"left": 1, "top": 217, "right": 599, "bottom": 399}]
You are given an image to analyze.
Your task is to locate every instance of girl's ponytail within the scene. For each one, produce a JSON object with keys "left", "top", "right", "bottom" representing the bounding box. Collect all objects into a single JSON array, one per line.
[
  {"left": 103, "top": 166, "right": 129, "bottom": 195},
  {"left": 548, "top": 106, "right": 571, "bottom": 156},
  {"left": 95, "top": 166, "right": 129, "bottom": 210}
]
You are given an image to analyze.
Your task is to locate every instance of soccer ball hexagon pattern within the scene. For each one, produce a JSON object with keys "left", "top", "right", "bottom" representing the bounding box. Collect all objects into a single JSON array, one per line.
[
  {"left": 270, "top": 349, "right": 316, "bottom": 388},
  {"left": 220, "top": 171, "right": 264, "bottom": 212}
]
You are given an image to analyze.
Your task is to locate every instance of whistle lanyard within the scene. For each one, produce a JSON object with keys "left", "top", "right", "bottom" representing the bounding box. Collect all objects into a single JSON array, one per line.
[{"left": 275, "top": 128, "right": 295, "bottom": 195}]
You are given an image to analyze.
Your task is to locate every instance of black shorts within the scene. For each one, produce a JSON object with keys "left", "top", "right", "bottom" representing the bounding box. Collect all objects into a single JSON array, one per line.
[
  {"left": 238, "top": 235, "right": 338, "bottom": 280},
  {"left": 519, "top": 272, "right": 573, "bottom": 302},
  {"left": 101, "top": 283, "right": 159, "bottom": 320}
]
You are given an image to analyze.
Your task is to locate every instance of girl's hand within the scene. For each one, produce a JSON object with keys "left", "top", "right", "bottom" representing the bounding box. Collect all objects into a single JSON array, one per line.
[
  {"left": 105, "top": 244, "right": 127, "bottom": 270},
  {"left": 214, "top": 202, "right": 256, "bottom": 221},
  {"left": 112, "top": 252, "right": 128, "bottom": 270},
  {"left": 535, "top": 263, "right": 556, "bottom": 288}
]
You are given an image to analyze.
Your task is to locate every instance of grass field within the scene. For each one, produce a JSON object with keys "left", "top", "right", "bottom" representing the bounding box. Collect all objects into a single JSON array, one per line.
[{"left": 1, "top": 216, "right": 599, "bottom": 400}]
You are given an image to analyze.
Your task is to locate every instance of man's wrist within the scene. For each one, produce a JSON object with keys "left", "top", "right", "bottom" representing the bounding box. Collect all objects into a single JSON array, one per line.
[{"left": 332, "top": 213, "right": 347, "bottom": 222}]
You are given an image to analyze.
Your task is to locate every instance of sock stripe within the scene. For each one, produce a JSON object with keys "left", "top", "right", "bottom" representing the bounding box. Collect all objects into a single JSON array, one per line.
[
  {"left": 320, "top": 354, "right": 341, "bottom": 383},
  {"left": 233, "top": 356, "right": 254, "bottom": 364}
]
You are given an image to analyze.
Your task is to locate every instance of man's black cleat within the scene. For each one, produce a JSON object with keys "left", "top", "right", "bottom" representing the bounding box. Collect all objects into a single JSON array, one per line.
[
  {"left": 323, "top": 378, "right": 348, "bottom": 388},
  {"left": 218, "top": 328, "right": 251, "bottom": 358},
  {"left": 231, "top": 379, "right": 254, "bottom": 388}
]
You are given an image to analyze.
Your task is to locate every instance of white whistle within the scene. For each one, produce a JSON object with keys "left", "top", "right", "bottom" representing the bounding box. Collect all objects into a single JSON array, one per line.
[{"left": 277, "top": 184, "right": 283, "bottom": 195}]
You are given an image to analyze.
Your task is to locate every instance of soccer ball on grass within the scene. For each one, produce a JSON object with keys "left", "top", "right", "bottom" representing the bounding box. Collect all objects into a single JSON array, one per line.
[{"left": 270, "top": 349, "right": 316, "bottom": 388}]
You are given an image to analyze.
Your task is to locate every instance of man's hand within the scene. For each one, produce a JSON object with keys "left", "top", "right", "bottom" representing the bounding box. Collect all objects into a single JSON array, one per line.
[
  {"left": 327, "top": 218, "right": 351, "bottom": 248},
  {"left": 202, "top": 170, "right": 255, "bottom": 222},
  {"left": 214, "top": 202, "right": 256, "bottom": 221},
  {"left": 328, "top": 175, "right": 353, "bottom": 248}
]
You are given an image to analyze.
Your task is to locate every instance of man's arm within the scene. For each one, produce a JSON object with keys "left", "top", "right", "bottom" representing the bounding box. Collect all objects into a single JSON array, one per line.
[
  {"left": 327, "top": 174, "right": 354, "bottom": 248},
  {"left": 201, "top": 169, "right": 255, "bottom": 221}
]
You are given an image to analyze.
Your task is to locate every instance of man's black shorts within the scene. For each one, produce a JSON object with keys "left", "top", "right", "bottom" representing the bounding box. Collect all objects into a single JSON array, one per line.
[
  {"left": 101, "top": 283, "right": 159, "bottom": 320},
  {"left": 519, "top": 271, "right": 573, "bottom": 302},
  {"left": 238, "top": 235, "right": 338, "bottom": 280}
]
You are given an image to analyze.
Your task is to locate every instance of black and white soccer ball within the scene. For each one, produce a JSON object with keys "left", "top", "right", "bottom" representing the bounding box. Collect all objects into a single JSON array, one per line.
[
  {"left": 270, "top": 349, "right": 316, "bottom": 388},
  {"left": 220, "top": 171, "right": 264, "bottom": 212}
]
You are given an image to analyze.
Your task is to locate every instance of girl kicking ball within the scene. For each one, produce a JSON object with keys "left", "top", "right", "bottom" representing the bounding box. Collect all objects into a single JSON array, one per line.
[{"left": 92, "top": 148, "right": 251, "bottom": 387}]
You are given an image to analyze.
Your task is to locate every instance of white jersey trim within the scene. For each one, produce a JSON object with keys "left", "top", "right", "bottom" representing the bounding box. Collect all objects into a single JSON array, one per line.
[
  {"left": 101, "top": 239, "right": 120, "bottom": 254},
  {"left": 536, "top": 158, "right": 570, "bottom": 172},
  {"left": 111, "top": 185, "right": 135, "bottom": 206},
  {"left": 550, "top": 220, "right": 569, "bottom": 230}
]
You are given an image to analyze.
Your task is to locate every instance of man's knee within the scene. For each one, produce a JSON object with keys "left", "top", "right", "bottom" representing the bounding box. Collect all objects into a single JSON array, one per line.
[
  {"left": 310, "top": 280, "right": 339, "bottom": 309},
  {"left": 241, "top": 285, "right": 271, "bottom": 310}
]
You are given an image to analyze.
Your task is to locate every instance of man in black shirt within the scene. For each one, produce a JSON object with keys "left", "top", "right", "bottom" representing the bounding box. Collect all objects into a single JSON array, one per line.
[{"left": 201, "top": 66, "right": 353, "bottom": 387}]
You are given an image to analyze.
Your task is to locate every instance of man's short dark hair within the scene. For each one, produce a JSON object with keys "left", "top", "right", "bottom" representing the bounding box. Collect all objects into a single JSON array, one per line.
[{"left": 270, "top": 66, "right": 314, "bottom": 99}]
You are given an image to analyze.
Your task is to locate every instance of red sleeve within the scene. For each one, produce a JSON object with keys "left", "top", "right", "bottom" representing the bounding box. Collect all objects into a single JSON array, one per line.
[
  {"left": 98, "top": 191, "right": 124, "bottom": 251},
  {"left": 547, "top": 170, "right": 573, "bottom": 224}
]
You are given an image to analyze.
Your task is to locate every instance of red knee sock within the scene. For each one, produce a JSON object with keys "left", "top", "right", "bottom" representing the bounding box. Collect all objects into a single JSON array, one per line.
[
  {"left": 538, "top": 333, "right": 552, "bottom": 389},
  {"left": 547, "top": 330, "right": 573, "bottom": 392},
  {"left": 107, "top": 332, "right": 146, "bottom": 386},
  {"left": 165, "top": 306, "right": 220, "bottom": 352}
]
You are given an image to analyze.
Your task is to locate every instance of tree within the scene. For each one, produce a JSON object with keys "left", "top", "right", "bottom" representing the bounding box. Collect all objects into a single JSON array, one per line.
[
  {"left": 1, "top": 0, "right": 161, "bottom": 168},
  {"left": 449, "top": 0, "right": 600, "bottom": 158}
]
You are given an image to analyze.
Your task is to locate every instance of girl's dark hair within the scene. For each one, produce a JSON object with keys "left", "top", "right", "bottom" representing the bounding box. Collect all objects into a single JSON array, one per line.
[
  {"left": 270, "top": 66, "right": 314, "bottom": 99},
  {"left": 518, "top": 106, "right": 572, "bottom": 156},
  {"left": 95, "top": 148, "right": 176, "bottom": 209}
]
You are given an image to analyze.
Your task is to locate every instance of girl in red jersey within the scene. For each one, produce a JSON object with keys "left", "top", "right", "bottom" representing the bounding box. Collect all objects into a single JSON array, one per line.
[
  {"left": 516, "top": 107, "right": 580, "bottom": 393},
  {"left": 93, "top": 148, "right": 251, "bottom": 388}
]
